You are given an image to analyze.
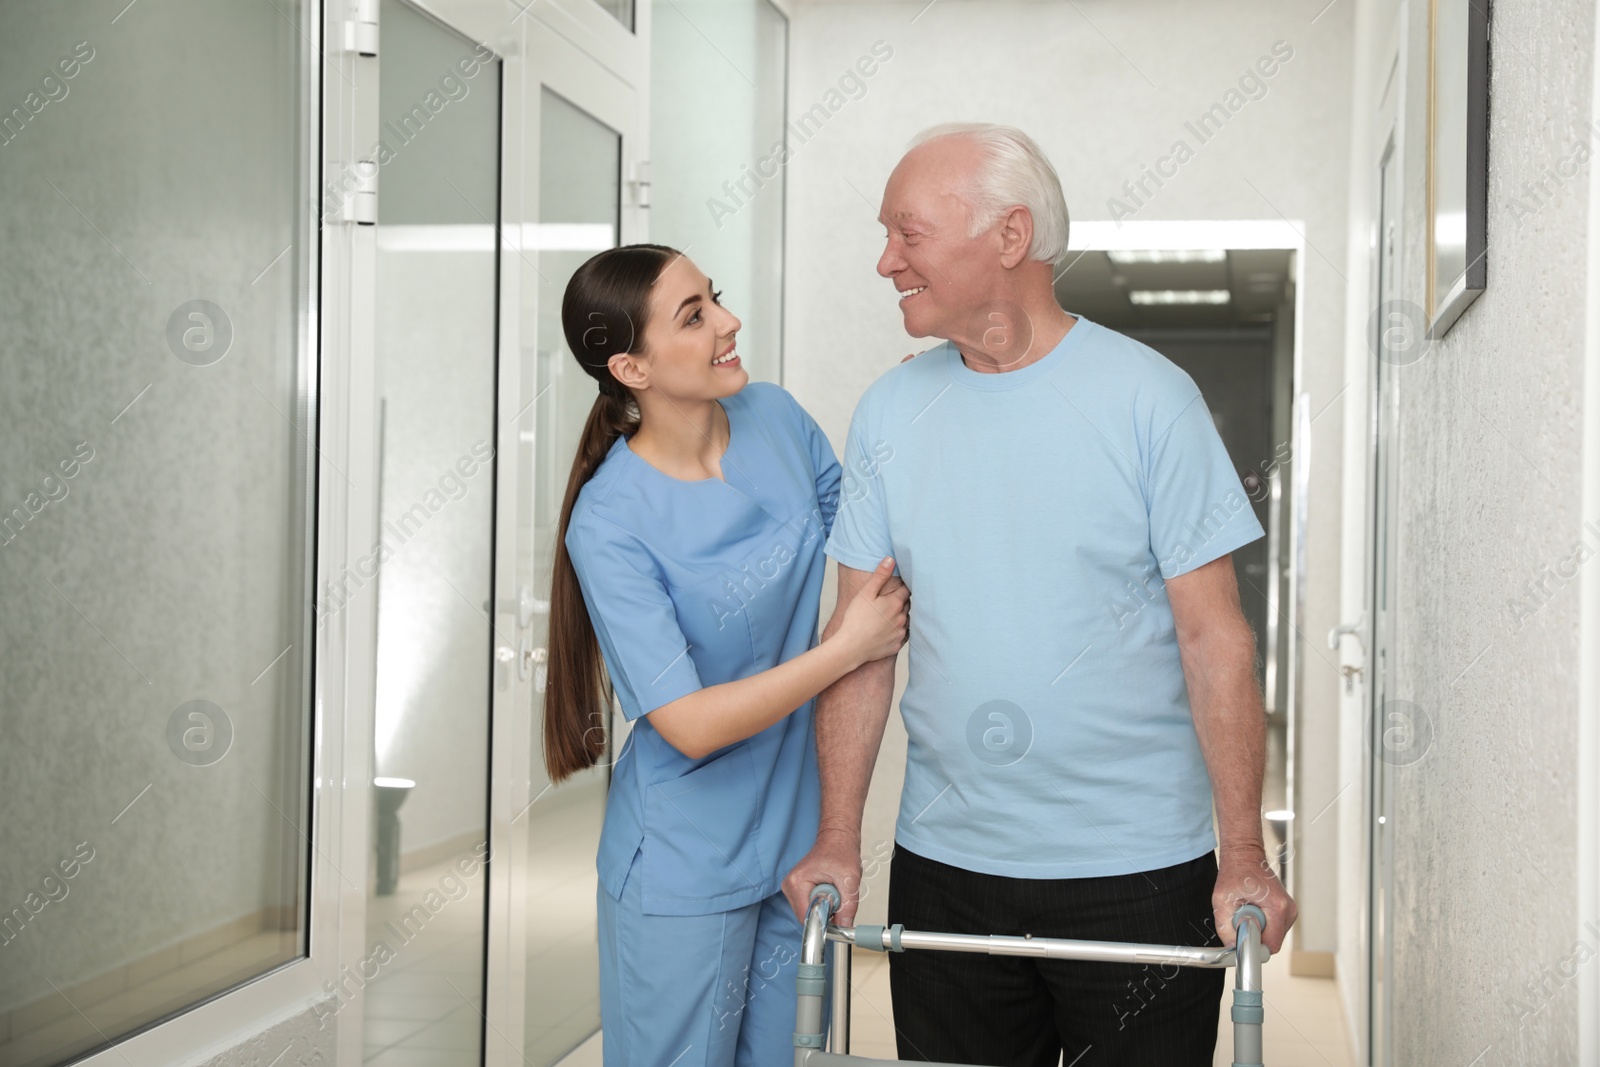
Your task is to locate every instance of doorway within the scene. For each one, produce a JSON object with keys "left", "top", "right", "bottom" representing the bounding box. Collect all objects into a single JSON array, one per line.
[
  {"left": 1056, "top": 220, "right": 1305, "bottom": 899},
  {"left": 353, "top": 2, "right": 646, "bottom": 1065}
]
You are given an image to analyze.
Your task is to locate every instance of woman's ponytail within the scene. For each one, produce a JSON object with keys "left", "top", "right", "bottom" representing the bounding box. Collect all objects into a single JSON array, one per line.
[{"left": 544, "top": 244, "right": 678, "bottom": 782}]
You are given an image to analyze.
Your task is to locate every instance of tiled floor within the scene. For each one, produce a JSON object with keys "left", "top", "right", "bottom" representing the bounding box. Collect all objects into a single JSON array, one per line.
[
  {"left": 364, "top": 784, "right": 608, "bottom": 1067},
  {"left": 362, "top": 850, "right": 488, "bottom": 1066},
  {"left": 1215, "top": 963, "right": 1357, "bottom": 1067}
]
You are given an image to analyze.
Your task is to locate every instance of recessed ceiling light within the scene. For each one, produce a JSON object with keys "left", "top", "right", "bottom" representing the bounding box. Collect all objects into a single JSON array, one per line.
[
  {"left": 1264, "top": 809, "right": 1295, "bottom": 821},
  {"left": 1128, "top": 289, "right": 1231, "bottom": 305},
  {"left": 1106, "top": 249, "right": 1227, "bottom": 265}
]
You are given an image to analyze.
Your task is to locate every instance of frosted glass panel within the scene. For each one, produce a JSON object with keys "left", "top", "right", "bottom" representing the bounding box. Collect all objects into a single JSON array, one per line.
[{"left": 0, "top": 2, "right": 314, "bottom": 1064}]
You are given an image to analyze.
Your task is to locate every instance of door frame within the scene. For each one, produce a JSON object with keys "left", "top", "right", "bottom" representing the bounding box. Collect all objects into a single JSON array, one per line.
[
  {"left": 1362, "top": 127, "right": 1402, "bottom": 1067},
  {"left": 1336, "top": 6, "right": 1408, "bottom": 1063},
  {"left": 324, "top": 0, "right": 647, "bottom": 1062}
]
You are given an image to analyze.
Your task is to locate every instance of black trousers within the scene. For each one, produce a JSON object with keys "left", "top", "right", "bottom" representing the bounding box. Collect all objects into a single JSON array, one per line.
[{"left": 886, "top": 846, "right": 1224, "bottom": 1067}]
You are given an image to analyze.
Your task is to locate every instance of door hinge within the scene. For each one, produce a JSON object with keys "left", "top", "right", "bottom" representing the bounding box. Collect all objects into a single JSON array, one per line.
[
  {"left": 338, "top": 159, "right": 378, "bottom": 225},
  {"left": 346, "top": 0, "right": 378, "bottom": 56},
  {"left": 628, "top": 160, "right": 652, "bottom": 209}
]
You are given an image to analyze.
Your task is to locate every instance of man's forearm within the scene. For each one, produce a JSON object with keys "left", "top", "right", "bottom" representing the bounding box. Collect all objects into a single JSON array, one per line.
[
  {"left": 1183, "top": 627, "right": 1268, "bottom": 857},
  {"left": 814, "top": 617, "right": 897, "bottom": 844}
]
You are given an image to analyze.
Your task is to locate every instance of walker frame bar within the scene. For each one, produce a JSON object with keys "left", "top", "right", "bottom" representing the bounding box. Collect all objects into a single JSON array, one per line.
[{"left": 793, "top": 883, "right": 1269, "bottom": 1067}]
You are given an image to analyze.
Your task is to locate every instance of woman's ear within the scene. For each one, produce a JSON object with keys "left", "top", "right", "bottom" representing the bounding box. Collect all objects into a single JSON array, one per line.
[{"left": 608, "top": 352, "right": 648, "bottom": 391}]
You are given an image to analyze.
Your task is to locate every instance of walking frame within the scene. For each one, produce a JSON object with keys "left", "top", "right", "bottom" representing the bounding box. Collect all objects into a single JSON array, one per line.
[{"left": 794, "top": 883, "right": 1270, "bottom": 1067}]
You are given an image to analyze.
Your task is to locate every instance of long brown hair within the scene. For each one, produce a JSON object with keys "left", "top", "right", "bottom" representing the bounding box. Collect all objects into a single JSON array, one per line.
[{"left": 545, "top": 243, "right": 680, "bottom": 782}]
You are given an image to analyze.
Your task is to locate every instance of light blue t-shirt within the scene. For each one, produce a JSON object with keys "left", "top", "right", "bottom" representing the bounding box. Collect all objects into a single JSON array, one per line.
[
  {"left": 566, "top": 381, "right": 840, "bottom": 915},
  {"left": 824, "top": 316, "right": 1264, "bottom": 879}
]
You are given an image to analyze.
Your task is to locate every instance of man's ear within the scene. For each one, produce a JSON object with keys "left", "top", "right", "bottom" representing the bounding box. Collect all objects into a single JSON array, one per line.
[
  {"left": 997, "top": 205, "right": 1035, "bottom": 269},
  {"left": 608, "top": 352, "right": 648, "bottom": 391}
]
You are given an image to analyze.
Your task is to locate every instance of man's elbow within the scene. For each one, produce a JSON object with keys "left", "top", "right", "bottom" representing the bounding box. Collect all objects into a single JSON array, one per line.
[{"left": 1177, "top": 614, "right": 1257, "bottom": 674}]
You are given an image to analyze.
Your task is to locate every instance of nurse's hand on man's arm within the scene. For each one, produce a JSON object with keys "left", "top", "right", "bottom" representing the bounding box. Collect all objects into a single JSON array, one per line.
[
  {"left": 645, "top": 558, "right": 907, "bottom": 762},
  {"left": 829, "top": 557, "right": 910, "bottom": 666}
]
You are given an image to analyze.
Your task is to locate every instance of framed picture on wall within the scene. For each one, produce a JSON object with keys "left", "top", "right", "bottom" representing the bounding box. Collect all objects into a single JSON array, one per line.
[{"left": 1426, "top": 0, "right": 1489, "bottom": 338}]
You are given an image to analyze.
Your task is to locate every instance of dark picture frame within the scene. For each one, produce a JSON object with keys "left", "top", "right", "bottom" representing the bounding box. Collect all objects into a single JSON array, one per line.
[{"left": 1427, "top": 0, "right": 1490, "bottom": 338}]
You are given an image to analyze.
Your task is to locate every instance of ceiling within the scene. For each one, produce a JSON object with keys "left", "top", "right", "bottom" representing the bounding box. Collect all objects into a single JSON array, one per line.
[{"left": 1054, "top": 248, "right": 1296, "bottom": 330}]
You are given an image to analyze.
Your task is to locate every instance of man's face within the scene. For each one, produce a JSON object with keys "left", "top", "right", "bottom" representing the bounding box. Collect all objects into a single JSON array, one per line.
[{"left": 876, "top": 139, "right": 999, "bottom": 343}]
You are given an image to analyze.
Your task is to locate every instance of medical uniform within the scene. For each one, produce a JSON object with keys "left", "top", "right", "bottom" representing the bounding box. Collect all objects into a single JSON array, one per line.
[{"left": 564, "top": 381, "right": 841, "bottom": 1067}]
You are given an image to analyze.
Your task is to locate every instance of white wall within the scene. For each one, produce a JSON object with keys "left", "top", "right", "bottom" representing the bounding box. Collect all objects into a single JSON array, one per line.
[
  {"left": 783, "top": 0, "right": 1355, "bottom": 944},
  {"left": 650, "top": 0, "right": 788, "bottom": 385},
  {"left": 1336, "top": 0, "right": 1594, "bottom": 1061}
]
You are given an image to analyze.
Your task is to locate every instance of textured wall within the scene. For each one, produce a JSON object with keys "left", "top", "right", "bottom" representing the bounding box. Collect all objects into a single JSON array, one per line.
[
  {"left": 783, "top": 0, "right": 1354, "bottom": 943},
  {"left": 1380, "top": 0, "right": 1592, "bottom": 1060}
]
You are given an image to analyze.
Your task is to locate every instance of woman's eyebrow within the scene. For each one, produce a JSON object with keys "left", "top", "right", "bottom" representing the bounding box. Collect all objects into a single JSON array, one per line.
[{"left": 674, "top": 280, "right": 716, "bottom": 322}]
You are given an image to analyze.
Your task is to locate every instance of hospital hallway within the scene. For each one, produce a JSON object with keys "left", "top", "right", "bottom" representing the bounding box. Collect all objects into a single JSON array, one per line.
[{"left": 4, "top": 0, "right": 1600, "bottom": 1066}]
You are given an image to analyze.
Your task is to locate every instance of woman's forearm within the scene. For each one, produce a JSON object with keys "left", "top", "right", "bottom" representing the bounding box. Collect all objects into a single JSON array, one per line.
[{"left": 647, "top": 636, "right": 862, "bottom": 759}]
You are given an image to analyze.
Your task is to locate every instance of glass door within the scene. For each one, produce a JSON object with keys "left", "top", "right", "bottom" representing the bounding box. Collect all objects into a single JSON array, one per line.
[
  {"left": 361, "top": 2, "right": 501, "bottom": 1064},
  {"left": 521, "top": 84, "right": 622, "bottom": 1063},
  {"left": 350, "top": 2, "right": 643, "bottom": 1061},
  {"left": 503, "top": 21, "right": 642, "bottom": 1064}
]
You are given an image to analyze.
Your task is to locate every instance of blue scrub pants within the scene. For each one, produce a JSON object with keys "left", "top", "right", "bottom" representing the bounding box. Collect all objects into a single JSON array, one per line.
[{"left": 597, "top": 872, "right": 830, "bottom": 1066}]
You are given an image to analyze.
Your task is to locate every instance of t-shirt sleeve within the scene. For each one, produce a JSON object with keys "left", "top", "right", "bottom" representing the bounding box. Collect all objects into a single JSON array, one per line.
[
  {"left": 1145, "top": 389, "right": 1265, "bottom": 579},
  {"left": 565, "top": 513, "right": 704, "bottom": 721},
  {"left": 778, "top": 387, "right": 842, "bottom": 535},
  {"left": 823, "top": 396, "right": 897, "bottom": 576}
]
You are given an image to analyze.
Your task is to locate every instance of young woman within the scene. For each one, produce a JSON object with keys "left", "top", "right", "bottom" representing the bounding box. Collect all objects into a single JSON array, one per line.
[{"left": 544, "top": 244, "right": 909, "bottom": 1067}]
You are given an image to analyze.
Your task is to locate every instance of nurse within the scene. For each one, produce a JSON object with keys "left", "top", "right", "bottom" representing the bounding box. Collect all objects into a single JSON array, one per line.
[{"left": 543, "top": 243, "right": 910, "bottom": 1067}]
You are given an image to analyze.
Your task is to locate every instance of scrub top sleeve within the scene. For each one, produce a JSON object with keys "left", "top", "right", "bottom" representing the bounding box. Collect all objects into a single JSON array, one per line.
[
  {"left": 1145, "top": 389, "right": 1265, "bottom": 580},
  {"left": 566, "top": 514, "right": 704, "bottom": 721},
  {"left": 783, "top": 390, "right": 843, "bottom": 534},
  {"left": 824, "top": 402, "right": 897, "bottom": 577}
]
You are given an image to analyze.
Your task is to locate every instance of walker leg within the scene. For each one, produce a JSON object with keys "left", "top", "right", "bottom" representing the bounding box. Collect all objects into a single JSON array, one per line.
[
  {"left": 796, "top": 886, "right": 838, "bottom": 1066},
  {"left": 829, "top": 943, "right": 851, "bottom": 1053},
  {"left": 1230, "top": 906, "right": 1267, "bottom": 1067}
]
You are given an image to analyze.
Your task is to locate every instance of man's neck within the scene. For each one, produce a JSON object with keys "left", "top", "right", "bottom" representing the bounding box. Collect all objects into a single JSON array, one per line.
[{"left": 953, "top": 304, "right": 1078, "bottom": 374}]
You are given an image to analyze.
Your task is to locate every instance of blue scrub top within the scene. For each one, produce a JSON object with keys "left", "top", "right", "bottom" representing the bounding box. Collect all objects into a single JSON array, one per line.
[{"left": 565, "top": 382, "right": 842, "bottom": 916}]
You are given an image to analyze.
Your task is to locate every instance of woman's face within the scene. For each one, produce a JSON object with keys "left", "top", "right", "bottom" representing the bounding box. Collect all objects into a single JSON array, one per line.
[{"left": 612, "top": 255, "right": 746, "bottom": 401}]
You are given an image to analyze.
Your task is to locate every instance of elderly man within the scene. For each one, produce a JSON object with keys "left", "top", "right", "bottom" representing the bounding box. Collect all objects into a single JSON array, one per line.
[{"left": 783, "top": 123, "right": 1296, "bottom": 1065}]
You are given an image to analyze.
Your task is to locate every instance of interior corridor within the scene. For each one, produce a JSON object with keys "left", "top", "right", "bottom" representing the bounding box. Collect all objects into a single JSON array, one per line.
[{"left": 4, "top": 0, "right": 1600, "bottom": 1065}]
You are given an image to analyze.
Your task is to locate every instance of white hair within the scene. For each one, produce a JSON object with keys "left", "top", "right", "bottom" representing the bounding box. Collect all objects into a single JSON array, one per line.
[{"left": 907, "top": 123, "right": 1070, "bottom": 263}]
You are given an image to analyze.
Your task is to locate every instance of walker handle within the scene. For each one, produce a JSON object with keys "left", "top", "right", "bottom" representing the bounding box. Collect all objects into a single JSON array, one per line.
[
  {"left": 1232, "top": 903, "right": 1267, "bottom": 940},
  {"left": 809, "top": 882, "right": 842, "bottom": 916}
]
